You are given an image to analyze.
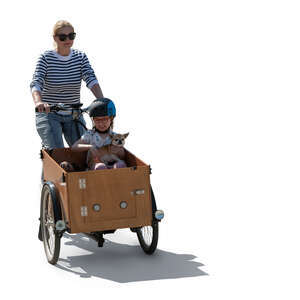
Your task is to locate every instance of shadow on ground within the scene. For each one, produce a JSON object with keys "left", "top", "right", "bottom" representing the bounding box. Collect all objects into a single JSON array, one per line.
[{"left": 55, "top": 233, "right": 208, "bottom": 283}]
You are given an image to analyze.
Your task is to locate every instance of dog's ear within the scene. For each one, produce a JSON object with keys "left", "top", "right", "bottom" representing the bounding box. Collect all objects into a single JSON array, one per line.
[
  {"left": 123, "top": 132, "right": 129, "bottom": 138},
  {"left": 109, "top": 133, "right": 115, "bottom": 139}
]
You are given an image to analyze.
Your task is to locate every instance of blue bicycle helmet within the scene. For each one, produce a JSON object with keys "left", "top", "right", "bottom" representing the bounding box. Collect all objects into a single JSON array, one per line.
[{"left": 88, "top": 98, "right": 116, "bottom": 118}]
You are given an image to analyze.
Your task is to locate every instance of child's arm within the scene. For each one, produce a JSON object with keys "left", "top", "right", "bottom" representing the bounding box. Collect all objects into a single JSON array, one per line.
[{"left": 71, "top": 137, "right": 93, "bottom": 152}]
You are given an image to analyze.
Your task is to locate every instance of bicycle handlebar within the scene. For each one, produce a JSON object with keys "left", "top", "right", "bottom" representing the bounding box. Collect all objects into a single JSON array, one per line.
[{"left": 35, "top": 103, "right": 87, "bottom": 113}]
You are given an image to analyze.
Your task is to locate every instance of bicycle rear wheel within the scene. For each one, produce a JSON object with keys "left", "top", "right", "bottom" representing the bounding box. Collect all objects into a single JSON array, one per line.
[{"left": 136, "top": 221, "right": 159, "bottom": 254}]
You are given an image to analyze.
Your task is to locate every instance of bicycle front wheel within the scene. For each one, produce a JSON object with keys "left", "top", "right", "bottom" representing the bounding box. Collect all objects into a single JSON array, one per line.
[{"left": 41, "top": 184, "right": 61, "bottom": 265}]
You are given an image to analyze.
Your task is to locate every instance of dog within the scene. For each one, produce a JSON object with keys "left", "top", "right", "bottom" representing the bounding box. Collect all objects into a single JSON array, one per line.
[
  {"left": 87, "top": 132, "right": 129, "bottom": 169},
  {"left": 59, "top": 161, "right": 75, "bottom": 172}
]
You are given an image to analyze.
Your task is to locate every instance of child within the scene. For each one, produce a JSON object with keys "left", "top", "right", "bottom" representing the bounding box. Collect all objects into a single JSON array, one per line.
[{"left": 71, "top": 98, "right": 127, "bottom": 170}]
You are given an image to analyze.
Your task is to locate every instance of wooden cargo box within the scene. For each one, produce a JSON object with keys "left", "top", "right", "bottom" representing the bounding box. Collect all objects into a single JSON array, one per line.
[{"left": 41, "top": 148, "right": 153, "bottom": 233}]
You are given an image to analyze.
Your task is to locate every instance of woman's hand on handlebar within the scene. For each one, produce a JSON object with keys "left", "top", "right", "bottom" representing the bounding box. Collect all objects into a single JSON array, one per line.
[{"left": 35, "top": 101, "right": 50, "bottom": 113}]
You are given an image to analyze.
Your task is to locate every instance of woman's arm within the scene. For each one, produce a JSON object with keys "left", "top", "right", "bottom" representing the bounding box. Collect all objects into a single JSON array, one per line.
[
  {"left": 81, "top": 53, "right": 104, "bottom": 99},
  {"left": 31, "top": 53, "right": 51, "bottom": 112},
  {"left": 90, "top": 83, "right": 104, "bottom": 99},
  {"left": 32, "top": 90, "right": 50, "bottom": 113}
]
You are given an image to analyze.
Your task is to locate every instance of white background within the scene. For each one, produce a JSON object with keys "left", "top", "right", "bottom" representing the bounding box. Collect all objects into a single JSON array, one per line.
[{"left": 1, "top": 0, "right": 300, "bottom": 298}]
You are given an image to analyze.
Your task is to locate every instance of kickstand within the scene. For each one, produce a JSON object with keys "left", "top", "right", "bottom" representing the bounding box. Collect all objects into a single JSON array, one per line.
[{"left": 96, "top": 233, "right": 105, "bottom": 247}]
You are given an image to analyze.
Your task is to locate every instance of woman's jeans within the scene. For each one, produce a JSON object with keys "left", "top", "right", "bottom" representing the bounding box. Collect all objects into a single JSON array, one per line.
[{"left": 35, "top": 112, "right": 86, "bottom": 149}]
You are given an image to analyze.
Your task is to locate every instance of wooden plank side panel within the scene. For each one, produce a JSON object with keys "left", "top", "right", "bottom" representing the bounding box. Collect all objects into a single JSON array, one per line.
[
  {"left": 49, "top": 147, "right": 146, "bottom": 170},
  {"left": 42, "top": 149, "right": 70, "bottom": 224},
  {"left": 50, "top": 148, "right": 87, "bottom": 171},
  {"left": 67, "top": 166, "right": 152, "bottom": 233},
  {"left": 125, "top": 148, "right": 149, "bottom": 167}
]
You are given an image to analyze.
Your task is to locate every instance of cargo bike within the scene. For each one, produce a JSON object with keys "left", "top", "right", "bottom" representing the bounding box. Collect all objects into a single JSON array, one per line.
[{"left": 38, "top": 103, "right": 164, "bottom": 265}]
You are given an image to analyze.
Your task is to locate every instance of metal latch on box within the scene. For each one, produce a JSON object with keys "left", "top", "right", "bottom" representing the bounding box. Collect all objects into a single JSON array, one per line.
[
  {"left": 81, "top": 206, "right": 88, "bottom": 216},
  {"left": 131, "top": 189, "right": 145, "bottom": 196},
  {"left": 79, "top": 178, "right": 86, "bottom": 189}
]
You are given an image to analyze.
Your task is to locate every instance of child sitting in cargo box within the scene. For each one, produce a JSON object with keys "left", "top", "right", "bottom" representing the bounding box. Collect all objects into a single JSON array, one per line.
[{"left": 71, "top": 98, "right": 127, "bottom": 170}]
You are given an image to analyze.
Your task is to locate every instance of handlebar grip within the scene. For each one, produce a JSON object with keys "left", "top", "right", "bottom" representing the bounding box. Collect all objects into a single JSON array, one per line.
[
  {"left": 35, "top": 105, "right": 58, "bottom": 112},
  {"left": 35, "top": 107, "right": 47, "bottom": 112}
]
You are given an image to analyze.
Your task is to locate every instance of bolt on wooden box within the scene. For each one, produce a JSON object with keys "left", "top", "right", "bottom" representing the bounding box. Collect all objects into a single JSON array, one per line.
[{"left": 41, "top": 148, "right": 153, "bottom": 233}]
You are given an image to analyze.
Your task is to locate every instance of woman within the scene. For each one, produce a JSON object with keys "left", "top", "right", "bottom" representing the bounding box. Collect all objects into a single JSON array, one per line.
[{"left": 30, "top": 20, "right": 104, "bottom": 149}]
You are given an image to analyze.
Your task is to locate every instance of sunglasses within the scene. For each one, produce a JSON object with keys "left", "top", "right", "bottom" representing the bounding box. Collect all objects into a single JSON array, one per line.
[{"left": 56, "top": 32, "right": 76, "bottom": 42}]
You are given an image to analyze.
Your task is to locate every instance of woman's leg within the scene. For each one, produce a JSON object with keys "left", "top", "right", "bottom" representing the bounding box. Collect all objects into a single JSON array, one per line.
[
  {"left": 63, "top": 115, "right": 86, "bottom": 147},
  {"left": 35, "top": 112, "right": 64, "bottom": 149}
]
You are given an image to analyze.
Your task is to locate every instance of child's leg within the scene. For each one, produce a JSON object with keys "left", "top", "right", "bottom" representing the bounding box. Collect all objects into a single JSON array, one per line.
[
  {"left": 94, "top": 163, "right": 107, "bottom": 170},
  {"left": 113, "top": 160, "right": 127, "bottom": 169}
]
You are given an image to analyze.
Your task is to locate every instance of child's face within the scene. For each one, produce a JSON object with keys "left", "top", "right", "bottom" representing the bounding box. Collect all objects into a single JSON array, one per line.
[{"left": 93, "top": 116, "right": 111, "bottom": 132}]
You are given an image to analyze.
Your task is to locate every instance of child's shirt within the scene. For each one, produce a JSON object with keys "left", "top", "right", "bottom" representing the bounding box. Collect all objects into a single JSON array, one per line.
[{"left": 81, "top": 128, "right": 114, "bottom": 149}]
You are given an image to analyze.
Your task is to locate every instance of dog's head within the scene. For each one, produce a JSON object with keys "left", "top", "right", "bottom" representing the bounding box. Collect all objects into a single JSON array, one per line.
[
  {"left": 60, "top": 161, "right": 75, "bottom": 172},
  {"left": 110, "top": 132, "right": 129, "bottom": 147}
]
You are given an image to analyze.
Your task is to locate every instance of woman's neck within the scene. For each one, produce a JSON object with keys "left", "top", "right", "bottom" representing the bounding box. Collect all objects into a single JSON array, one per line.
[{"left": 55, "top": 47, "right": 71, "bottom": 56}]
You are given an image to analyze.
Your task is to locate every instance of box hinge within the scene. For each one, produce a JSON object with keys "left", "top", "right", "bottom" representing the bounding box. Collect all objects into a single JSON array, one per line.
[
  {"left": 79, "top": 178, "right": 86, "bottom": 189},
  {"left": 131, "top": 189, "right": 145, "bottom": 196},
  {"left": 81, "top": 206, "right": 88, "bottom": 216}
]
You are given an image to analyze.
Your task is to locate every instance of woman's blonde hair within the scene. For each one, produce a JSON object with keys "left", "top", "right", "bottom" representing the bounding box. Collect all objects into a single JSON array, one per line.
[{"left": 52, "top": 20, "right": 74, "bottom": 48}]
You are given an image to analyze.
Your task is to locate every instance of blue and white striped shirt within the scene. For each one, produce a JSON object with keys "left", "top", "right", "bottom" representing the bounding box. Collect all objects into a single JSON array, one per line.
[{"left": 30, "top": 49, "right": 98, "bottom": 105}]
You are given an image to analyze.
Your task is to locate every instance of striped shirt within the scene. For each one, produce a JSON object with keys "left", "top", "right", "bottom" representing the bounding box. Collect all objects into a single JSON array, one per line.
[{"left": 30, "top": 49, "right": 98, "bottom": 105}]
